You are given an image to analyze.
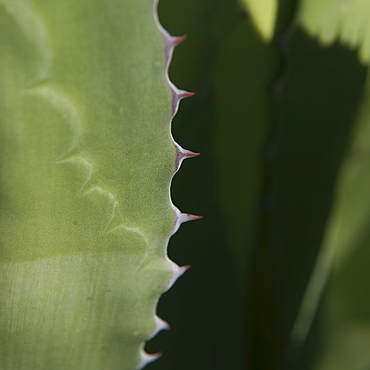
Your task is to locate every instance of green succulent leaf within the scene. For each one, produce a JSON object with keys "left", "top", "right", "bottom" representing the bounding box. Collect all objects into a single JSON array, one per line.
[{"left": 0, "top": 0, "right": 192, "bottom": 368}]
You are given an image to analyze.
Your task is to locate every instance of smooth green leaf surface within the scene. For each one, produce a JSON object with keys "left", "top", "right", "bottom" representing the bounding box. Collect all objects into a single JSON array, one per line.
[{"left": 0, "top": 0, "right": 177, "bottom": 368}]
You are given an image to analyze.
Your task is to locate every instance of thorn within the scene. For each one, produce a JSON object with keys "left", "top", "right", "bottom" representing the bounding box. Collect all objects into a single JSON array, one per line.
[
  {"left": 174, "top": 142, "right": 200, "bottom": 172},
  {"left": 167, "top": 261, "right": 191, "bottom": 291},
  {"left": 170, "top": 35, "right": 187, "bottom": 47},
  {"left": 171, "top": 85, "right": 195, "bottom": 115},
  {"left": 176, "top": 265, "right": 191, "bottom": 279},
  {"left": 176, "top": 89, "right": 195, "bottom": 100},
  {"left": 172, "top": 205, "right": 203, "bottom": 233},
  {"left": 138, "top": 351, "right": 162, "bottom": 370},
  {"left": 179, "top": 213, "right": 203, "bottom": 224},
  {"left": 175, "top": 141, "right": 200, "bottom": 159},
  {"left": 181, "top": 149, "right": 201, "bottom": 159},
  {"left": 148, "top": 316, "right": 170, "bottom": 340},
  {"left": 155, "top": 315, "right": 170, "bottom": 332}
]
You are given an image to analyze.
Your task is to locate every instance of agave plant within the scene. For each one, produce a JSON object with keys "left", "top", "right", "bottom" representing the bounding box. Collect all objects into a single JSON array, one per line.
[{"left": 2, "top": 0, "right": 370, "bottom": 369}]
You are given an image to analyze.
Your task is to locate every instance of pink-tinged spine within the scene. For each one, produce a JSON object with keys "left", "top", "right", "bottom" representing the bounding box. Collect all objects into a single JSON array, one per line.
[
  {"left": 153, "top": 0, "right": 196, "bottom": 117},
  {"left": 167, "top": 261, "right": 191, "bottom": 291},
  {"left": 173, "top": 205, "right": 203, "bottom": 234},
  {"left": 174, "top": 142, "right": 200, "bottom": 172},
  {"left": 152, "top": 1, "right": 202, "bottom": 236},
  {"left": 140, "top": 1, "right": 202, "bottom": 368}
]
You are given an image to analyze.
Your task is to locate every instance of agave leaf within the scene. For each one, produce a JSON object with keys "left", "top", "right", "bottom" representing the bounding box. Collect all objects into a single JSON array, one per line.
[
  {"left": 0, "top": 0, "right": 190, "bottom": 368},
  {"left": 299, "top": 0, "right": 370, "bottom": 64},
  {"left": 306, "top": 76, "right": 370, "bottom": 370},
  {"left": 286, "top": 0, "right": 370, "bottom": 366},
  {"left": 240, "top": 0, "right": 278, "bottom": 41},
  {"left": 299, "top": 74, "right": 370, "bottom": 370},
  {"left": 213, "top": 14, "right": 282, "bottom": 366}
]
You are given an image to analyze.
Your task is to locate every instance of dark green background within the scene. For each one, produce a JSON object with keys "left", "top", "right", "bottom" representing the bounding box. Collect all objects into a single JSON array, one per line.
[{"left": 146, "top": 1, "right": 369, "bottom": 369}]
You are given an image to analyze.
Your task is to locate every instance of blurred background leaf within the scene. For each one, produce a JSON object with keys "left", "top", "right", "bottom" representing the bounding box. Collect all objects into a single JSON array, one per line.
[
  {"left": 288, "top": 1, "right": 370, "bottom": 369},
  {"left": 150, "top": 0, "right": 370, "bottom": 369},
  {"left": 240, "top": 0, "right": 278, "bottom": 40}
]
